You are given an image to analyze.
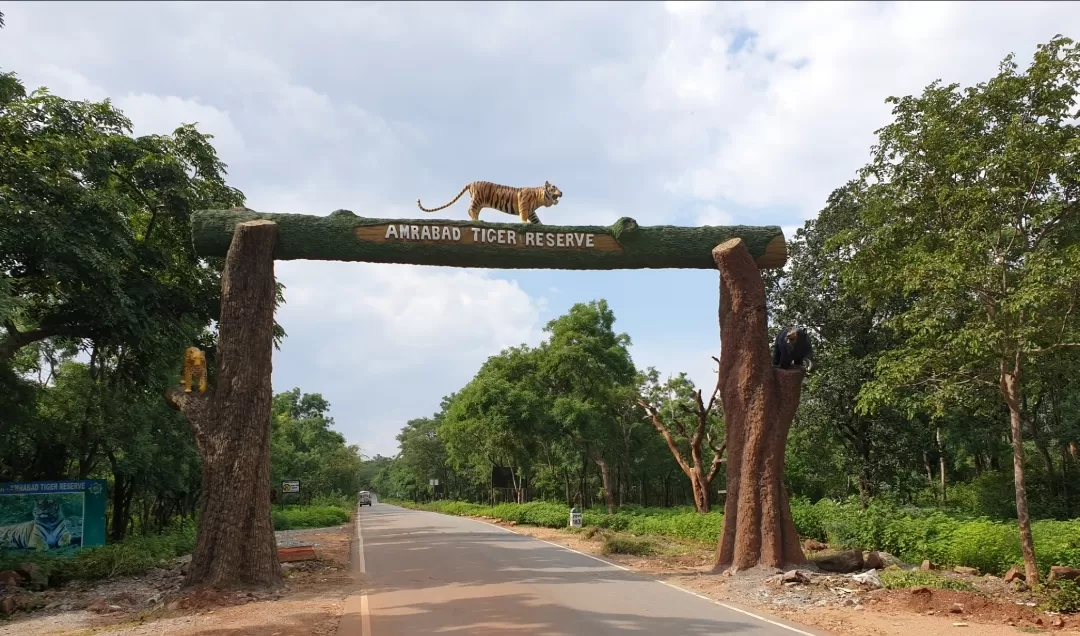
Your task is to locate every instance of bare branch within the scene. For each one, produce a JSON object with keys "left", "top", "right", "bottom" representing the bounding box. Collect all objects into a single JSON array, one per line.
[{"left": 639, "top": 399, "right": 692, "bottom": 478}]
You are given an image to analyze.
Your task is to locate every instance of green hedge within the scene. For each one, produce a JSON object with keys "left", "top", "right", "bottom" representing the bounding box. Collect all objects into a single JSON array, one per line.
[
  {"left": 388, "top": 498, "right": 1080, "bottom": 576},
  {"left": 272, "top": 505, "right": 351, "bottom": 530}
]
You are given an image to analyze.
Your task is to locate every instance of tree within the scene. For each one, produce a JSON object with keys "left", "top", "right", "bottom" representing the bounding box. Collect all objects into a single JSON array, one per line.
[
  {"left": 537, "top": 300, "right": 637, "bottom": 514},
  {"left": 639, "top": 368, "right": 726, "bottom": 513},
  {"left": 712, "top": 239, "right": 807, "bottom": 572},
  {"left": 836, "top": 36, "right": 1080, "bottom": 584},
  {"left": 0, "top": 71, "right": 250, "bottom": 365},
  {"left": 441, "top": 346, "right": 545, "bottom": 503},
  {"left": 770, "top": 183, "right": 930, "bottom": 508},
  {"left": 167, "top": 220, "right": 281, "bottom": 590}
]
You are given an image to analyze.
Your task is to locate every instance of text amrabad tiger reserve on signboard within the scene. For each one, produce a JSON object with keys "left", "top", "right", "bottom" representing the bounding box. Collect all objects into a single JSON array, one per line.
[
  {"left": 0, "top": 480, "right": 107, "bottom": 552},
  {"left": 355, "top": 222, "right": 624, "bottom": 252}
]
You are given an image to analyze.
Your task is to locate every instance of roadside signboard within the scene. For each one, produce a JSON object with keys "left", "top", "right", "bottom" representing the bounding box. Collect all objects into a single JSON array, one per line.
[
  {"left": 0, "top": 480, "right": 107, "bottom": 552},
  {"left": 282, "top": 480, "right": 301, "bottom": 494}
]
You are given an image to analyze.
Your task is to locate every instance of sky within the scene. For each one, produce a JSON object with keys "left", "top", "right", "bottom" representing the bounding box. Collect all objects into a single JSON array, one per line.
[{"left": 1, "top": 1, "right": 1076, "bottom": 458}]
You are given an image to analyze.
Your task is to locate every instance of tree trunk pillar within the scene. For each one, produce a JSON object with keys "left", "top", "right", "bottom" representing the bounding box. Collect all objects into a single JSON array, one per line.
[
  {"left": 167, "top": 219, "right": 283, "bottom": 590},
  {"left": 711, "top": 239, "right": 807, "bottom": 572}
]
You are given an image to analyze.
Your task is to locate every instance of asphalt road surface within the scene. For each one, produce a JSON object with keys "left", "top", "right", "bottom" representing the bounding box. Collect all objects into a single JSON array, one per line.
[{"left": 348, "top": 502, "right": 825, "bottom": 636}]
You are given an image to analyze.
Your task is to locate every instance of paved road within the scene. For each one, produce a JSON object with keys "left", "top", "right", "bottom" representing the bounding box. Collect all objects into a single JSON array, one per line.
[{"left": 349, "top": 502, "right": 824, "bottom": 636}]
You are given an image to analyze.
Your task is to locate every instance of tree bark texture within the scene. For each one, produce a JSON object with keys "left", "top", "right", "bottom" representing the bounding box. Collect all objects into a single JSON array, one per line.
[
  {"left": 711, "top": 238, "right": 807, "bottom": 572},
  {"left": 1001, "top": 355, "right": 1040, "bottom": 585},
  {"left": 166, "top": 220, "right": 283, "bottom": 590},
  {"left": 191, "top": 209, "right": 788, "bottom": 270}
]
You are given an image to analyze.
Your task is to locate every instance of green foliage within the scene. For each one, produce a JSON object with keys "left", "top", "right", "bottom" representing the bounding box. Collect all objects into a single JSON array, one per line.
[
  {"left": 402, "top": 498, "right": 1080, "bottom": 577},
  {"left": 270, "top": 388, "right": 364, "bottom": 503},
  {"left": 0, "top": 525, "right": 195, "bottom": 583},
  {"left": 271, "top": 505, "right": 351, "bottom": 531},
  {"left": 1037, "top": 580, "right": 1080, "bottom": 613},
  {"left": 879, "top": 569, "right": 976, "bottom": 592}
]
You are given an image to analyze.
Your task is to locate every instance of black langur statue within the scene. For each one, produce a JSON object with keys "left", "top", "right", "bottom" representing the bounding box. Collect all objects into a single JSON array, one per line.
[{"left": 772, "top": 327, "right": 814, "bottom": 371}]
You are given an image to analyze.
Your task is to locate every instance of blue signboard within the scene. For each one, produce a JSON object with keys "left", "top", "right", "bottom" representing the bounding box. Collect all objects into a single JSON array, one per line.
[{"left": 0, "top": 480, "right": 108, "bottom": 552}]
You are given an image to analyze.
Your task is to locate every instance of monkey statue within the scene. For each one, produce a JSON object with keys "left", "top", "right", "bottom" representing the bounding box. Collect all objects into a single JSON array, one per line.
[
  {"left": 772, "top": 327, "right": 814, "bottom": 371},
  {"left": 181, "top": 346, "right": 208, "bottom": 393}
]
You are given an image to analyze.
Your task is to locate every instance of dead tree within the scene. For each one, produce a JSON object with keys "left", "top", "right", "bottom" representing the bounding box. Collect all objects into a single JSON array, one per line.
[
  {"left": 166, "top": 220, "right": 283, "bottom": 589},
  {"left": 639, "top": 363, "right": 726, "bottom": 513},
  {"left": 712, "top": 238, "right": 807, "bottom": 572}
]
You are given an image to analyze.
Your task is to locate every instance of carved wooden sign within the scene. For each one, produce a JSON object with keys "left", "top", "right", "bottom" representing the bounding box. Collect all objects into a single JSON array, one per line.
[{"left": 355, "top": 222, "right": 624, "bottom": 253}]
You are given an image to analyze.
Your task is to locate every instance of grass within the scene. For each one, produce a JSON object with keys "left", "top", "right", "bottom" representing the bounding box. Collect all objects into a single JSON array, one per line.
[
  {"left": 878, "top": 569, "right": 976, "bottom": 592},
  {"left": 0, "top": 502, "right": 352, "bottom": 585},
  {"left": 271, "top": 504, "right": 351, "bottom": 530},
  {"left": 0, "top": 525, "right": 196, "bottom": 584},
  {"left": 601, "top": 535, "right": 655, "bottom": 556},
  {"left": 387, "top": 497, "right": 1080, "bottom": 578}
]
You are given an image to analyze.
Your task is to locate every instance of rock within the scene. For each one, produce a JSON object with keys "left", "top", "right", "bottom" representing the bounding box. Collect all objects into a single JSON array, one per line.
[
  {"left": 0, "top": 596, "right": 14, "bottom": 616},
  {"left": 953, "top": 566, "right": 979, "bottom": 576},
  {"left": 86, "top": 597, "right": 109, "bottom": 613},
  {"left": 813, "top": 549, "right": 865, "bottom": 573},
  {"left": 920, "top": 560, "right": 933, "bottom": 571},
  {"left": 949, "top": 602, "right": 964, "bottom": 614},
  {"left": 1011, "top": 580, "right": 1029, "bottom": 592},
  {"left": 1050, "top": 616, "right": 1065, "bottom": 628},
  {"left": 803, "top": 539, "right": 827, "bottom": 551},
  {"left": 782, "top": 570, "right": 811, "bottom": 584},
  {"left": 1004, "top": 566, "right": 1024, "bottom": 583},
  {"left": 1036, "top": 617, "right": 1044, "bottom": 626},
  {"left": 0, "top": 570, "right": 22, "bottom": 588},
  {"left": 864, "top": 551, "right": 884, "bottom": 570},
  {"left": 167, "top": 600, "right": 183, "bottom": 611},
  {"left": 1049, "top": 565, "right": 1080, "bottom": 582},
  {"left": 842, "top": 598, "right": 856, "bottom": 607},
  {"left": 910, "top": 586, "right": 932, "bottom": 597},
  {"left": 852, "top": 570, "right": 883, "bottom": 589},
  {"left": 14, "top": 563, "right": 38, "bottom": 580}
]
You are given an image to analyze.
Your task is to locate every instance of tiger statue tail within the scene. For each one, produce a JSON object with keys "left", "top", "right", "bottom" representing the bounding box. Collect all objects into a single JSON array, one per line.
[{"left": 417, "top": 185, "right": 470, "bottom": 213}]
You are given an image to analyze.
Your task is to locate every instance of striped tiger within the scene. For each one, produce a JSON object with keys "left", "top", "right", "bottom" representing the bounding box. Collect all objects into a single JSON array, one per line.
[
  {"left": 0, "top": 498, "right": 73, "bottom": 551},
  {"left": 417, "top": 181, "right": 563, "bottom": 224}
]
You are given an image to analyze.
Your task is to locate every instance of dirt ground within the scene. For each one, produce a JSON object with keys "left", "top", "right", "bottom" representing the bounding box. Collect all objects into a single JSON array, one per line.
[
  {"left": 479, "top": 517, "right": 1076, "bottom": 635},
  {"left": 0, "top": 523, "right": 355, "bottom": 636}
]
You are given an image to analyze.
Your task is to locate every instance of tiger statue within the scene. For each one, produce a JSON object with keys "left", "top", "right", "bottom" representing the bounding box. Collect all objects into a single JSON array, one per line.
[
  {"left": 417, "top": 181, "right": 563, "bottom": 225},
  {"left": 181, "top": 346, "right": 208, "bottom": 393},
  {"left": 0, "top": 498, "right": 72, "bottom": 551}
]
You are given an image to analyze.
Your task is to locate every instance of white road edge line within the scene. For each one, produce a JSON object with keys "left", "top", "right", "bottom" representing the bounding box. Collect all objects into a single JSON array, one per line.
[
  {"left": 356, "top": 504, "right": 372, "bottom": 636},
  {"left": 463, "top": 514, "right": 818, "bottom": 636}
]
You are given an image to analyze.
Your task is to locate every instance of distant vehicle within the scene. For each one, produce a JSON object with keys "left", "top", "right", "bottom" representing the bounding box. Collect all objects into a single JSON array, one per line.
[{"left": 359, "top": 491, "right": 372, "bottom": 507}]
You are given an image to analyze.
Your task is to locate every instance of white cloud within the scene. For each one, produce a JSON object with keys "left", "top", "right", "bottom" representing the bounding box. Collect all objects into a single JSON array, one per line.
[{"left": 645, "top": 2, "right": 1080, "bottom": 217}]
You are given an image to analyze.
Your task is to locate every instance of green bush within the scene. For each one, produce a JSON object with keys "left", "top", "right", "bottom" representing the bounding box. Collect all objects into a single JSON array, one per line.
[
  {"left": 390, "top": 498, "right": 1080, "bottom": 576},
  {"left": 272, "top": 505, "right": 351, "bottom": 530},
  {"left": 0, "top": 525, "right": 196, "bottom": 584},
  {"left": 1037, "top": 580, "right": 1080, "bottom": 613},
  {"left": 879, "top": 569, "right": 975, "bottom": 592}
]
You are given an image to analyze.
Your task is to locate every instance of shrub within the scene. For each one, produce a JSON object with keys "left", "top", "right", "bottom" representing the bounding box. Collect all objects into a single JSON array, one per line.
[
  {"left": 602, "top": 536, "right": 654, "bottom": 556},
  {"left": 391, "top": 498, "right": 1080, "bottom": 577},
  {"left": 0, "top": 525, "right": 196, "bottom": 584},
  {"left": 879, "top": 569, "right": 975, "bottom": 592},
  {"left": 272, "top": 505, "right": 351, "bottom": 530},
  {"left": 1037, "top": 580, "right": 1080, "bottom": 614}
]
